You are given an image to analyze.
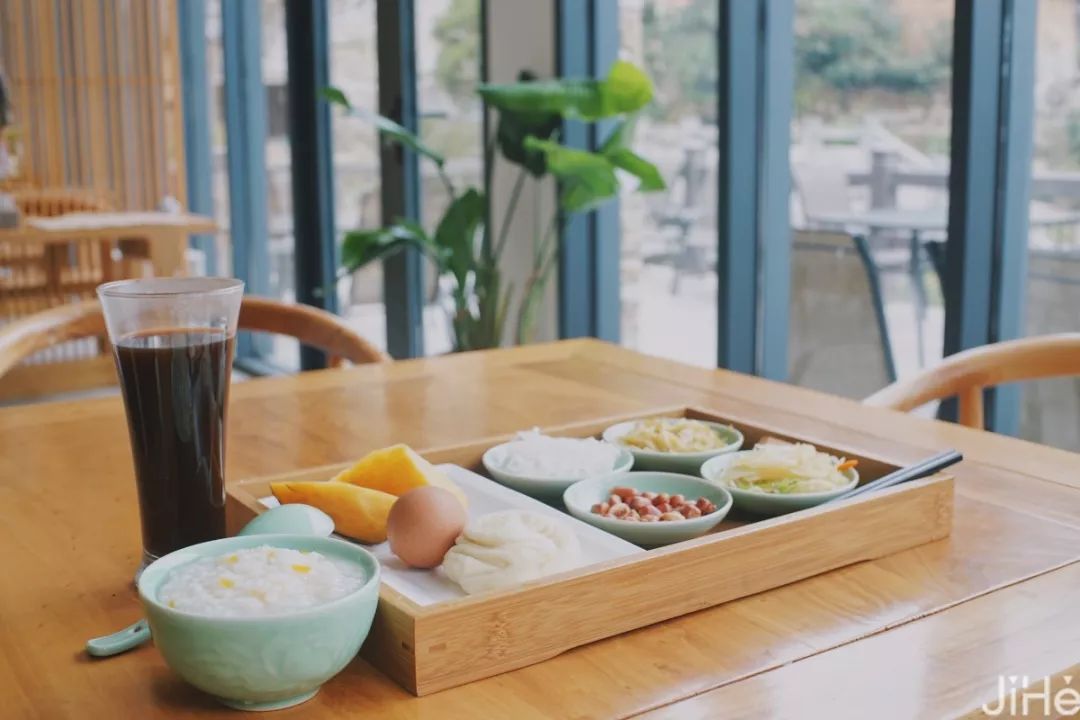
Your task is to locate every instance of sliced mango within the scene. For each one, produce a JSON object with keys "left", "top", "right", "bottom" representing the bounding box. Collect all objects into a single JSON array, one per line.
[
  {"left": 270, "top": 481, "right": 396, "bottom": 544},
  {"left": 331, "top": 444, "right": 467, "bottom": 510}
]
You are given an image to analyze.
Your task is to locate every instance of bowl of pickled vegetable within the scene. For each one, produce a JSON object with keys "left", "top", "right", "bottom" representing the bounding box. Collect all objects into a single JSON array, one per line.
[
  {"left": 700, "top": 442, "right": 859, "bottom": 516},
  {"left": 602, "top": 417, "right": 743, "bottom": 474}
]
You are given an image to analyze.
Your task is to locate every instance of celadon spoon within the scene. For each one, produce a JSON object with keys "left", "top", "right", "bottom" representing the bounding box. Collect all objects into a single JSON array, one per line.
[{"left": 85, "top": 504, "right": 335, "bottom": 658}]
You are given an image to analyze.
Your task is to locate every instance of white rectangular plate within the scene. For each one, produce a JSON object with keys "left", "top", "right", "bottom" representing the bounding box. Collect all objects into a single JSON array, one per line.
[{"left": 260, "top": 463, "right": 643, "bottom": 606}]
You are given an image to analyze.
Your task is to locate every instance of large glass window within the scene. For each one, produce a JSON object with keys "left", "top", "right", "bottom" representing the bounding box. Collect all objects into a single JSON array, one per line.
[
  {"left": 617, "top": 0, "right": 719, "bottom": 367},
  {"left": 261, "top": 0, "right": 299, "bottom": 368},
  {"left": 328, "top": 0, "right": 386, "bottom": 353},
  {"left": 1022, "top": 0, "right": 1080, "bottom": 450},
  {"left": 415, "top": 0, "right": 483, "bottom": 355},
  {"left": 327, "top": 0, "right": 478, "bottom": 358},
  {"left": 788, "top": 0, "right": 953, "bottom": 401},
  {"left": 204, "top": 1, "right": 229, "bottom": 278}
]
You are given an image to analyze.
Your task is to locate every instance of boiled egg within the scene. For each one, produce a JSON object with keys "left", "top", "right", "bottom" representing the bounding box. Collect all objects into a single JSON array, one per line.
[{"left": 386, "top": 486, "right": 467, "bottom": 568}]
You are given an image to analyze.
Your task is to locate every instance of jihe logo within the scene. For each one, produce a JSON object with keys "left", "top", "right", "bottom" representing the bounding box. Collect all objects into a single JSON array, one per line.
[{"left": 983, "top": 675, "right": 1080, "bottom": 716}]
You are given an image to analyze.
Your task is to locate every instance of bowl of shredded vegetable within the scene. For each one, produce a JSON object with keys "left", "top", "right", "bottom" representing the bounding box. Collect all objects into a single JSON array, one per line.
[
  {"left": 602, "top": 417, "right": 744, "bottom": 473},
  {"left": 700, "top": 443, "right": 859, "bottom": 516}
]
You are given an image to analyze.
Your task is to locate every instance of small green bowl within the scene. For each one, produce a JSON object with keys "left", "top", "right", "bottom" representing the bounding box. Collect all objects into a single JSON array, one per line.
[
  {"left": 602, "top": 420, "right": 744, "bottom": 474},
  {"left": 700, "top": 450, "right": 860, "bottom": 517},
  {"left": 137, "top": 534, "right": 380, "bottom": 712},
  {"left": 482, "top": 441, "right": 634, "bottom": 503},
  {"left": 563, "top": 471, "right": 733, "bottom": 547}
]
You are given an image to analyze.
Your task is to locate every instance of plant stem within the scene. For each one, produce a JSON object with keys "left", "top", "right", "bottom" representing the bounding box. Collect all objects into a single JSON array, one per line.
[
  {"left": 437, "top": 164, "right": 457, "bottom": 202},
  {"left": 515, "top": 213, "right": 562, "bottom": 344},
  {"left": 493, "top": 168, "right": 527, "bottom": 261},
  {"left": 480, "top": 127, "right": 497, "bottom": 261},
  {"left": 535, "top": 211, "right": 559, "bottom": 266}
]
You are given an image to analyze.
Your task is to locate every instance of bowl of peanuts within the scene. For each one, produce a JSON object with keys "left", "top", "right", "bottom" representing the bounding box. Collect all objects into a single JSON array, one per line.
[{"left": 563, "top": 472, "right": 733, "bottom": 547}]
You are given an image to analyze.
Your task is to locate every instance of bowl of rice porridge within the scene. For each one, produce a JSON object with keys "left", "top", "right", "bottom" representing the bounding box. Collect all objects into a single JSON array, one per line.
[
  {"left": 137, "top": 534, "right": 380, "bottom": 711},
  {"left": 482, "top": 429, "right": 634, "bottom": 502}
]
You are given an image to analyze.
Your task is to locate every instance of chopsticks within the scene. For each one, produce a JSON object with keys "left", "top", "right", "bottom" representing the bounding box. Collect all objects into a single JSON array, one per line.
[{"left": 832, "top": 450, "right": 963, "bottom": 502}]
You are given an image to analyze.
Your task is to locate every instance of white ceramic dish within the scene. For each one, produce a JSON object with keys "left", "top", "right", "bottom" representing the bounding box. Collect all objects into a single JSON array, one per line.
[
  {"left": 700, "top": 450, "right": 859, "bottom": 516},
  {"left": 481, "top": 441, "right": 634, "bottom": 502},
  {"left": 602, "top": 419, "right": 744, "bottom": 473},
  {"left": 563, "top": 472, "right": 733, "bottom": 547}
]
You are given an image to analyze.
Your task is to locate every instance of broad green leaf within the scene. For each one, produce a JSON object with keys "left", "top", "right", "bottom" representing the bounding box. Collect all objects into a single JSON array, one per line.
[
  {"left": 496, "top": 109, "right": 561, "bottom": 176},
  {"left": 478, "top": 61, "right": 654, "bottom": 121},
  {"left": 321, "top": 86, "right": 445, "bottom": 167},
  {"left": 479, "top": 79, "right": 605, "bottom": 119},
  {"left": 605, "top": 148, "right": 666, "bottom": 192},
  {"left": 599, "top": 119, "right": 665, "bottom": 192},
  {"left": 433, "top": 188, "right": 486, "bottom": 283},
  {"left": 340, "top": 223, "right": 444, "bottom": 272},
  {"left": 602, "top": 61, "right": 653, "bottom": 115},
  {"left": 321, "top": 86, "right": 351, "bottom": 109},
  {"left": 599, "top": 118, "right": 635, "bottom": 154},
  {"left": 524, "top": 137, "right": 619, "bottom": 213}
]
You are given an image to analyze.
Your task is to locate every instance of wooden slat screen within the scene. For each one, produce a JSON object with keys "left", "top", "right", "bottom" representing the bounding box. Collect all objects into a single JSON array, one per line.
[{"left": 0, "top": 0, "right": 186, "bottom": 210}]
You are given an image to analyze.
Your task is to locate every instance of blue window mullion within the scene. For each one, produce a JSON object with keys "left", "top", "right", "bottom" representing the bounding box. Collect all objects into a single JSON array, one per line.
[
  {"left": 716, "top": 0, "right": 758, "bottom": 374},
  {"left": 944, "top": 0, "right": 1036, "bottom": 431},
  {"left": 988, "top": 0, "right": 1036, "bottom": 433},
  {"left": 756, "top": 0, "right": 794, "bottom": 380},
  {"left": 176, "top": 0, "right": 215, "bottom": 275},
  {"left": 222, "top": 0, "right": 271, "bottom": 359},
  {"left": 591, "top": 2, "right": 621, "bottom": 342},
  {"left": 717, "top": 0, "right": 793, "bottom": 377},
  {"left": 376, "top": 0, "right": 425, "bottom": 359},
  {"left": 556, "top": 0, "right": 620, "bottom": 342},
  {"left": 285, "top": 0, "right": 338, "bottom": 370}
]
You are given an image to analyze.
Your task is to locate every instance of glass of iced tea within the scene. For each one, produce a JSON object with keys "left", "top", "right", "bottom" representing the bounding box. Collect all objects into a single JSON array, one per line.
[{"left": 98, "top": 278, "right": 243, "bottom": 572}]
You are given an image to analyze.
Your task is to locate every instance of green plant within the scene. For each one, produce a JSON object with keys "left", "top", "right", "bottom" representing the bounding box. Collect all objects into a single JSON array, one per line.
[{"left": 325, "top": 60, "right": 665, "bottom": 351}]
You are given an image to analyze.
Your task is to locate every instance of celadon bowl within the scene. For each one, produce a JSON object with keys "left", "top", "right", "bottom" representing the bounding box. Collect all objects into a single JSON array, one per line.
[
  {"left": 482, "top": 441, "right": 634, "bottom": 503},
  {"left": 137, "top": 534, "right": 380, "bottom": 712},
  {"left": 563, "top": 471, "right": 733, "bottom": 547},
  {"left": 602, "top": 420, "right": 744, "bottom": 474},
  {"left": 700, "top": 450, "right": 860, "bottom": 516}
]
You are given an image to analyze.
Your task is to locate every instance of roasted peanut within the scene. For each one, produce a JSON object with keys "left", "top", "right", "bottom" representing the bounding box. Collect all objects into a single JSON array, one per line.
[{"left": 591, "top": 486, "right": 719, "bottom": 522}]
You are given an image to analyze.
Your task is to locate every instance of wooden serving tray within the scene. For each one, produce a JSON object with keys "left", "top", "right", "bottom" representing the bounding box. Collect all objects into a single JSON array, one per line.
[{"left": 226, "top": 405, "right": 954, "bottom": 696}]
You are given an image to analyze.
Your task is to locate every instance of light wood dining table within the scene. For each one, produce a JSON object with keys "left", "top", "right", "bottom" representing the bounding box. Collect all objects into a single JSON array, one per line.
[{"left": 3, "top": 339, "right": 1080, "bottom": 719}]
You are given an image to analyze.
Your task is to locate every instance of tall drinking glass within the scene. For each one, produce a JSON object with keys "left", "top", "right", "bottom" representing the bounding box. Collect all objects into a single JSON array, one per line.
[{"left": 98, "top": 278, "right": 243, "bottom": 571}]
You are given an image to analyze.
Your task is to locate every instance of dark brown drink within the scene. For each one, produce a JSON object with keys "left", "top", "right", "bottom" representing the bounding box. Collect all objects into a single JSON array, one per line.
[{"left": 114, "top": 328, "right": 234, "bottom": 561}]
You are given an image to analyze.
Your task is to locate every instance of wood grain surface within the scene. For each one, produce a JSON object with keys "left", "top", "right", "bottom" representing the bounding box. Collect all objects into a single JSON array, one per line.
[{"left": 3, "top": 340, "right": 1080, "bottom": 718}]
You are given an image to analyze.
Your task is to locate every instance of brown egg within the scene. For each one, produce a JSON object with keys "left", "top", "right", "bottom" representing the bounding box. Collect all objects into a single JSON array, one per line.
[{"left": 387, "top": 486, "right": 468, "bottom": 568}]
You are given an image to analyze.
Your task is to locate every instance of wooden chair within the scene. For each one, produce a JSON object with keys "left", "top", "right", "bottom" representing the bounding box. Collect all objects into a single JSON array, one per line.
[
  {"left": 863, "top": 334, "right": 1080, "bottom": 429},
  {"left": 0, "top": 296, "right": 389, "bottom": 397}
]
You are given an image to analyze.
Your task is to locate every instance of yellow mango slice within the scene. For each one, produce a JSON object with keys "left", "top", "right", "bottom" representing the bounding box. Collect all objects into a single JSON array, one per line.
[
  {"left": 331, "top": 444, "right": 467, "bottom": 510},
  {"left": 270, "top": 481, "right": 396, "bottom": 544}
]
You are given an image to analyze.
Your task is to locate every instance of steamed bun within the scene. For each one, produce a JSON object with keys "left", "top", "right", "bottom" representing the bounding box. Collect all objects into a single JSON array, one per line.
[{"left": 441, "top": 510, "right": 581, "bottom": 594}]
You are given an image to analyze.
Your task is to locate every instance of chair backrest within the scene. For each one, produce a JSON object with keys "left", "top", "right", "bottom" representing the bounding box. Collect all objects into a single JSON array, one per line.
[
  {"left": 12, "top": 187, "right": 111, "bottom": 217},
  {"left": 0, "top": 295, "right": 389, "bottom": 384},
  {"left": 864, "top": 333, "right": 1080, "bottom": 430},
  {"left": 789, "top": 230, "right": 895, "bottom": 399}
]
